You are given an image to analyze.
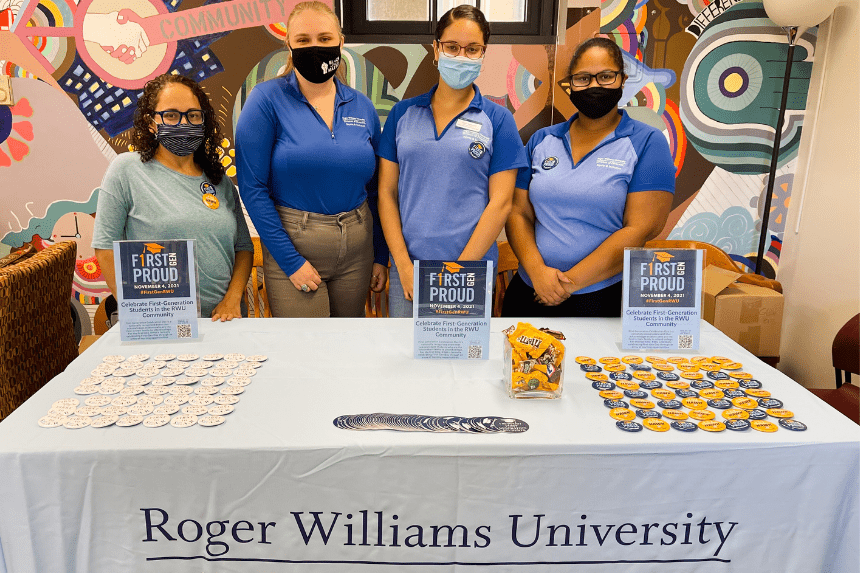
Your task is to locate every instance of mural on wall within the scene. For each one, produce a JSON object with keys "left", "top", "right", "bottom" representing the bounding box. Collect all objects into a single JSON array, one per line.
[{"left": 0, "top": 0, "right": 818, "bottom": 307}]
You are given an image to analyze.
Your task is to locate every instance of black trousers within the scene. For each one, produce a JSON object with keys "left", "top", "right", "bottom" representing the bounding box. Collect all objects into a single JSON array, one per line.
[{"left": 501, "top": 272, "right": 623, "bottom": 318}]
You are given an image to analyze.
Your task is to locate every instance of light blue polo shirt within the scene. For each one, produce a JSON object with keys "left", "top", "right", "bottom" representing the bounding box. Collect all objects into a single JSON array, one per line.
[
  {"left": 377, "top": 84, "right": 527, "bottom": 265},
  {"left": 515, "top": 110, "right": 675, "bottom": 293}
]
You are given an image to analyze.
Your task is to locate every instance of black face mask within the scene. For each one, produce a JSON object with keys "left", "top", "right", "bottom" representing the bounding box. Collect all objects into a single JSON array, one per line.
[
  {"left": 568, "top": 86, "right": 624, "bottom": 120},
  {"left": 289, "top": 45, "right": 341, "bottom": 83}
]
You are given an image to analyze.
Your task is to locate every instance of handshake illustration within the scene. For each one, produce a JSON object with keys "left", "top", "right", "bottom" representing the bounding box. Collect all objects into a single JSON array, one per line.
[{"left": 82, "top": 9, "right": 150, "bottom": 64}]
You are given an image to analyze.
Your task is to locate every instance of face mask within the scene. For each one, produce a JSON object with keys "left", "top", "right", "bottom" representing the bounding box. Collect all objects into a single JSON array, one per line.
[
  {"left": 568, "top": 86, "right": 624, "bottom": 120},
  {"left": 156, "top": 123, "right": 205, "bottom": 157},
  {"left": 437, "top": 52, "right": 483, "bottom": 90},
  {"left": 290, "top": 45, "right": 341, "bottom": 83}
]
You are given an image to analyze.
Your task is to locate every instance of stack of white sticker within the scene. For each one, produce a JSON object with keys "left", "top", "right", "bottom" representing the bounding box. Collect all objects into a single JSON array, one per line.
[{"left": 39, "top": 353, "right": 268, "bottom": 429}]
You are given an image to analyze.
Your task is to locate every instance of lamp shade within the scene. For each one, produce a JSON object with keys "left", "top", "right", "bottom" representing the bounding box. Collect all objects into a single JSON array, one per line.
[{"left": 763, "top": 0, "right": 838, "bottom": 27}]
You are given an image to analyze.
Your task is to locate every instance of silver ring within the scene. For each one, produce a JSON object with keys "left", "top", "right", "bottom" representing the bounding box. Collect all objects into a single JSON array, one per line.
[{"left": 300, "top": 284, "right": 310, "bottom": 292}]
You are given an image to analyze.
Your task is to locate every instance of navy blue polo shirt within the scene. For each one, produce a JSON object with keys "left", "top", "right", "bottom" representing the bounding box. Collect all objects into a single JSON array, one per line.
[
  {"left": 377, "top": 84, "right": 527, "bottom": 265},
  {"left": 235, "top": 72, "right": 387, "bottom": 276},
  {"left": 515, "top": 110, "right": 675, "bottom": 293}
]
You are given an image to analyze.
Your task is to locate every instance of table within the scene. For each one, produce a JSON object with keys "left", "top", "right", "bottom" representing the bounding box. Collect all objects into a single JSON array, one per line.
[{"left": 0, "top": 318, "right": 857, "bottom": 573}]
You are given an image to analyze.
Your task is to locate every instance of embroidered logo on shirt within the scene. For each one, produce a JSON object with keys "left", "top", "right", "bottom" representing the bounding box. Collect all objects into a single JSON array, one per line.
[
  {"left": 343, "top": 116, "right": 366, "bottom": 127},
  {"left": 542, "top": 157, "right": 559, "bottom": 170},
  {"left": 468, "top": 141, "right": 486, "bottom": 159},
  {"left": 596, "top": 157, "right": 627, "bottom": 170}
]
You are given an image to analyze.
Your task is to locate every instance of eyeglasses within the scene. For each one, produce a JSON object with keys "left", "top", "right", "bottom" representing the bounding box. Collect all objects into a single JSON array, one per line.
[
  {"left": 438, "top": 41, "right": 486, "bottom": 60},
  {"left": 151, "top": 109, "right": 205, "bottom": 126},
  {"left": 568, "top": 70, "right": 623, "bottom": 88}
]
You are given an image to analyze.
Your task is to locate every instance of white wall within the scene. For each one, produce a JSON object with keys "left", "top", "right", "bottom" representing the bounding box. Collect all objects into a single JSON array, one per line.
[{"left": 778, "top": 0, "right": 860, "bottom": 388}]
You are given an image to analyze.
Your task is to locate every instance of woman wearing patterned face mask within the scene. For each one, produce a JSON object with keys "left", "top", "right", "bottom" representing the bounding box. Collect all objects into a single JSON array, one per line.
[
  {"left": 235, "top": 1, "right": 389, "bottom": 318},
  {"left": 502, "top": 37, "right": 675, "bottom": 317},
  {"left": 377, "top": 5, "right": 527, "bottom": 317},
  {"left": 92, "top": 74, "right": 254, "bottom": 321}
]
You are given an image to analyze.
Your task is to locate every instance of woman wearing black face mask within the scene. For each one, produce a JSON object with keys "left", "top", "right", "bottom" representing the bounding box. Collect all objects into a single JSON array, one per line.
[
  {"left": 502, "top": 37, "right": 675, "bottom": 317},
  {"left": 235, "top": 1, "right": 389, "bottom": 318},
  {"left": 92, "top": 74, "right": 254, "bottom": 321}
]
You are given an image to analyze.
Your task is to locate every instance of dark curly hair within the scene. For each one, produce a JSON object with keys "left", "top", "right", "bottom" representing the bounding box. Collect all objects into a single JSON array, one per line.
[{"left": 131, "top": 74, "right": 225, "bottom": 185}]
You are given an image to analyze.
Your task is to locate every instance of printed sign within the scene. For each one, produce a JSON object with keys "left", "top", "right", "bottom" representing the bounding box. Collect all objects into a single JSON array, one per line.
[
  {"left": 622, "top": 248, "right": 703, "bottom": 351},
  {"left": 413, "top": 260, "right": 492, "bottom": 360},
  {"left": 113, "top": 240, "right": 200, "bottom": 342}
]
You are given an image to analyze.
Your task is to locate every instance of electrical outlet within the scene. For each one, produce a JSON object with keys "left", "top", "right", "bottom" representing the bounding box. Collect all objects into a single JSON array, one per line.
[{"left": 0, "top": 75, "right": 13, "bottom": 106}]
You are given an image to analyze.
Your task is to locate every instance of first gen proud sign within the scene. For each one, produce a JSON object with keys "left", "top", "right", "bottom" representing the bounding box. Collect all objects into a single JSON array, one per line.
[
  {"left": 622, "top": 248, "right": 703, "bottom": 351},
  {"left": 113, "top": 240, "right": 200, "bottom": 342}
]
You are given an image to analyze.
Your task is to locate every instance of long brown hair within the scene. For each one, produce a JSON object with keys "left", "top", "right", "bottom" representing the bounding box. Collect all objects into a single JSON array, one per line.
[
  {"left": 280, "top": 1, "right": 348, "bottom": 84},
  {"left": 131, "top": 74, "right": 225, "bottom": 184}
]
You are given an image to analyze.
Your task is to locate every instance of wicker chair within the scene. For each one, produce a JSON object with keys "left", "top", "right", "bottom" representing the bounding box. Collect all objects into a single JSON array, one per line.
[{"left": 0, "top": 241, "right": 78, "bottom": 421}]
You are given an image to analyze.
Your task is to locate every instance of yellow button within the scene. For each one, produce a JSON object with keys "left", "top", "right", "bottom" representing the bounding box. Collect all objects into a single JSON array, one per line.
[
  {"left": 599, "top": 390, "right": 624, "bottom": 400},
  {"left": 744, "top": 389, "right": 771, "bottom": 398},
  {"left": 722, "top": 408, "right": 750, "bottom": 420},
  {"left": 766, "top": 408, "right": 794, "bottom": 419},
  {"left": 666, "top": 380, "right": 691, "bottom": 390},
  {"left": 699, "top": 389, "right": 725, "bottom": 400},
  {"left": 652, "top": 363, "right": 676, "bottom": 372},
  {"left": 599, "top": 357, "right": 620, "bottom": 365},
  {"left": 575, "top": 356, "right": 596, "bottom": 365},
  {"left": 715, "top": 380, "right": 740, "bottom": 389},
  {"left": 609, "top": 407, "right": 636, "bottom": 421},
  {"left": 621, "top": 355, "right": 643, "bottom": 364},
  {"left": 651, "top": 388, "right": 676, "bottom": 400},
  {"left": 604, "top": 363, "right": 627, "bottom": 372},
  {"left": 729, "top": 371, "right": 753, "bottom": 380},
  {"left": 586, "top": 372, "right": 609, "bottom": 382},
  {"left": 731, "top": 397, "right": 758, "bottom": 410},
  {"left": 688, "top": 409, "right": 716, "bottom": 421},
  {"left": 643, "top": 418, "right": 670, "bottom": 432},
  {"left": 633, "top": 371, "right": 656, "bottom": 381},
  {"left": 662, "top": 409, "right": 688, "bottom": 420},
  {"left": 750, "top": 420, "right": 778, "bottom": 432},
  {"left": 629, "top": 399, "right": 655, "bottom": 410},
  {"left": 681, "top": 397, "right": 708, "bottom": 410},
  {"left": 615, "top": 381, "right": 640, "bottom": 391},
  {"left": 698, "top": 420, "right": 726, "bottom": 432},
  {"left": 680, "top": 372, "right": 704, "bottom": 380}
]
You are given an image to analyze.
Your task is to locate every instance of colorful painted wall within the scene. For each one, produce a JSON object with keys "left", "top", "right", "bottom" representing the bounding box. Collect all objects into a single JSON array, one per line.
[{"left": 0, "top": 0, "right": 817, "bottom": 310}]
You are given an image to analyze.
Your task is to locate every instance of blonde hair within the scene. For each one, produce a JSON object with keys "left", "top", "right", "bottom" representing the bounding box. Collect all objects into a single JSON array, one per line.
[{"left": 281, "top": 1, "right": 348, "bottom": 84}]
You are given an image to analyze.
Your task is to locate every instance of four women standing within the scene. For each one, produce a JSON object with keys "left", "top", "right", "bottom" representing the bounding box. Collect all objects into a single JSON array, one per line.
[{"left": 96, "top": 4, "right": 677, "bottom": 320}]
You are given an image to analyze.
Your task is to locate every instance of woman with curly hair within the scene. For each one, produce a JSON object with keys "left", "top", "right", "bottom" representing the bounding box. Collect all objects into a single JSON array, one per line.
[{"left": 92, "top": 74, "right": 253, "bottom": 321}]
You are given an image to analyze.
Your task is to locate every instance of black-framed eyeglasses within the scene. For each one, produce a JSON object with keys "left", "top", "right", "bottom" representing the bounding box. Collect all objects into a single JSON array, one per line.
[
  {"left": 437, "top": 41, "right": 486, "bottom": 60},
  {"left": 568, "top": 70, "right": 623, "bottom": 88},
  {"left": 151, "top": 109, "right": 206, "bottom": 126}
]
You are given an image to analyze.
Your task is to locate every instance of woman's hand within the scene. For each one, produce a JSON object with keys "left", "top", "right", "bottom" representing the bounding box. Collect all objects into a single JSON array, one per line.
[
  {"left": 531, "top": 265, "right": 573, "bottom": 306},
  {"left": 211, "top": 296, "right": 242, "bottom": 322},
  {"left": 396, "top": 260, "right": 415, "bottom": 301},
  {"left": 289, "top": 260, "right": 322, "bottom": 292},
  {"left": 370, "top": 263, "right": 388, "bottom": 292}
]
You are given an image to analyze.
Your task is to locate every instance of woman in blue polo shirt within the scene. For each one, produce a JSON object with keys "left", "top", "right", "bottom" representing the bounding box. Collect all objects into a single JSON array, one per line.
[
  {"left": 502, "top": 37, "right": 675, "bottom": 317},
  {"left": 235, "top": 1, "right": 388, "bottom": 318},
  {"left": 377, "top": 5, "right": 528, "bottom": 318}
]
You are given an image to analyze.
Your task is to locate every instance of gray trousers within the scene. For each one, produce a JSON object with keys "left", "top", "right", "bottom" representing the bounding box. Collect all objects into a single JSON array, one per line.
[{"left": 262, "top": 202, "right": 373, "bottom": 318}]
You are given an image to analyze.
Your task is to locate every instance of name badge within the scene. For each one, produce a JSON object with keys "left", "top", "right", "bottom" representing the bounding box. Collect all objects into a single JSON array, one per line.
[{"left": 456, "top": 118, "right": 482, "bottom": 132}]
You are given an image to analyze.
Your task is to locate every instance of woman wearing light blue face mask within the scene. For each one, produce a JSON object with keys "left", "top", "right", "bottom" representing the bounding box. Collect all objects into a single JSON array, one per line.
[{"left": 377, "top": 5, "right": 527, "bottom": 317}]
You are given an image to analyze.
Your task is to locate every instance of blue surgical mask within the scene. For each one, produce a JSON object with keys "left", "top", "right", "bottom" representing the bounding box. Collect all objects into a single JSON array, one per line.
[{"left": 437, "top": 52, "right": 483, "bottom": 90}]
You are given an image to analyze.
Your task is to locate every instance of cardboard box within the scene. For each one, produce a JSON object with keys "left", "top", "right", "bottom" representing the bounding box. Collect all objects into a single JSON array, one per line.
[{"left": 703, "top": 266, "right": 783, "bottom": 357}]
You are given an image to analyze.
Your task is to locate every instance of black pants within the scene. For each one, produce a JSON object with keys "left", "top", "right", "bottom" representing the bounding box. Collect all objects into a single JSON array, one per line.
[{"left": 501, "top": 272, "right": 623, "bottom": 318}]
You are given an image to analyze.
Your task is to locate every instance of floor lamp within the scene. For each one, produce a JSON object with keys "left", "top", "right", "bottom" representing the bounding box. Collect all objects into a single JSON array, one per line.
[{"left": 757, "top": 0, "right": 838, "bottom": 276}]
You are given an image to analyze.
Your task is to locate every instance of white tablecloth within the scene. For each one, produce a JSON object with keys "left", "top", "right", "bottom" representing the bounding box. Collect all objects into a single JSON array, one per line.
[{"left": 0, "top": 318, "right": 857, "bottom": 573}]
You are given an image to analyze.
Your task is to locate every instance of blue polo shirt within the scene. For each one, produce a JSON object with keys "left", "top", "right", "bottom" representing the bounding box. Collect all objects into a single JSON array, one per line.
[
  {"left": 377, "top": 84, "right": 527, "bottom": 265},
  {"left": 515, "top": 110, "right": 675, "bottom": 293},
  {"left": 235, "top": 72, "right": 388, "bottom": 276}
]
